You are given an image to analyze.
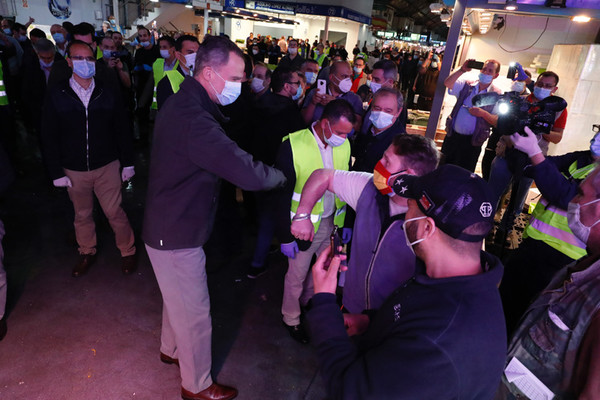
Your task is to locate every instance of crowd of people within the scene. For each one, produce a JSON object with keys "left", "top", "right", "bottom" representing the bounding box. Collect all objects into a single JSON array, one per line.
[{"left": 1, "top": 14, "right": 599, "bottom": 400}]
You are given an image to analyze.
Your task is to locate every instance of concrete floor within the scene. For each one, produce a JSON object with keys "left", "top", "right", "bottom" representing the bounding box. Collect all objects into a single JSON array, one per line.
[{"left": 0, "top": 141, "right": 327, "bottom": 399}]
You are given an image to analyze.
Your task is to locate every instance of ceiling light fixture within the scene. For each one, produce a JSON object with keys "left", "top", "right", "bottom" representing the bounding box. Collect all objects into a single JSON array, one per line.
[
  {"left": 429, "top": 3, "right": 444, "bottom": 14},
  {"left": 185, "top": 1, "right": 193, "bottom": 8},
  {"left": 572, "top": 15, "right": 591, "bottom": 22},
  {"left": 504, "top": 0, "right": 517, "bottom": 11}
]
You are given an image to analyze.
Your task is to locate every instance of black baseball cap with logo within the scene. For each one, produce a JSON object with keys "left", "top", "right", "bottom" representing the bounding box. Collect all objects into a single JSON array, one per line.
[{"left": 392, "top": 164, "right": 495, "bottom": 242}]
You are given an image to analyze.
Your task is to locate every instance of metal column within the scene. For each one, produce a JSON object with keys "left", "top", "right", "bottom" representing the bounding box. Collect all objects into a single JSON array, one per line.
[
  {"left": 424, "top": 0, "right": 468, "bottom": 139},
  {"left": 204, "top": 7, "right": 209, "bottom": 35},
  {"left": 323, "top": 16, "right": 330, "bottom": 42}
]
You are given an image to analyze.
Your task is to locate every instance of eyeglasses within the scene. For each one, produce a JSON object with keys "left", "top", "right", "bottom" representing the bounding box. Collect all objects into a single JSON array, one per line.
[
  {"left": 70, "top": 55, "right": 96, "bottom": 62},
  {"left": 535, "top": 82, "right": 556, "bottom": 89}
]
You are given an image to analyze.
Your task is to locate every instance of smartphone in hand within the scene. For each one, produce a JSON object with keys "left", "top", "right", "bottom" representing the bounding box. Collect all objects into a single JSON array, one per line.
[
  {"left": 317, "top": 79, "right": 327, "bottom": 95},
  {"left": 467, "top": 60, "right": 484, "bottom": 70}
]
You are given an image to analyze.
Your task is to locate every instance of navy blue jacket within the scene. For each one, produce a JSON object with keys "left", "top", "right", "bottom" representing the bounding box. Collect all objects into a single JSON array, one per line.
[{"left": 307, "top": 252, "right": 507, "bottom": 400}]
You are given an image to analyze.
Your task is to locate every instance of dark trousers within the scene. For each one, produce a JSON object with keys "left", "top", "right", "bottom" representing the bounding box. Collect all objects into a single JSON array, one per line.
[
  {"left": 441, "top": 133, "right": 482, "bottom": 173},
  {"left": 499, "top": 237, "right": 574, "bottom": 336},
  {"left": 482, "top": 129, "right": 502, "bottom": 181}
]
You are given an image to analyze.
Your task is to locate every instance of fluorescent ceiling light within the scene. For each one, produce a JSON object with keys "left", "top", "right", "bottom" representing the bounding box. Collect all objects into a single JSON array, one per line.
[
  {"left": 573, "top": 15, "right": 591, "bottom": 22},
  {"left": 504, "top": 0, "right": 517, "bottom": 11}
]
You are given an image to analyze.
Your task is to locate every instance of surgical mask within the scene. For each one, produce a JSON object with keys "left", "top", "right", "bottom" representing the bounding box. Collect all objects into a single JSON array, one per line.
[
  {"left": 140, "top": 41, "right": 151, "bottom": 47},
  {"left": 184, "top": 53, "right": 196, "bottom": 70},
  {"left": 335, "top": 75, "right": 352, "bottom": 93},
  {"left": 252, "top": 49, "right": 259, "bottom": 55},
  {"left": 534, "top": 86, "right": 552, "bottom": 100},
  {"left": 431, "top": 62, "right": 438, "bottom": 69},
  {"left": 567, "top": 199, "right": 600, "bottom": 244},
  {"left": 479, "top": 73, "right": 493, "bottom": 85},
  {"left": 250, "top": 77, "right": 264, "bottom": 93},
  {"left": 72, "top": 59, "right": 96, "bottom": 79},
  {"left": 289, "top": 47, "right": 297, "bottom": 55},
  {"left": 305, "top": 71, "right": 316, "bottom": 85},
  {"left": 417, "top": 60, "right": 423, "bottom": 66},
  {"left": 209, "top": 68, "right": 241, "bottom": 106},
  {"left": 323, "top": 120, "right": 346, "bottom": 147},
  {"left": 403, "top": 216, "right": 430, "bottom": 255},
  {"left": 160, "top": 49, "right": 170, "bottom": 58},
  {"left": 102, "top": 49, "right": 113, "bottom": 59},
  {"left": 590, "top": 132, "right": 600, "bottom": 157},
  {"left": 370, "top": 111, "right": 395, "bottom": 130},
  {"left": 3, "top": 28, "right": 11, "bottom": 35},
  {"left": 373, "top": 161, "right": 405, "bottom": 196},
  {"left": 370, "top": 81, "right": 382, "bottom": 94},
  {"left": 510, "top": 81, "right": 525, "bottom": 93},
  {"left": 17, "top": 35, "right": 27, "bottom": 42},
  {"left": 353, "top": 66, "right": 363, "bottom": 74},
  {"left": 292, "top": 84, "right": 303, "bottom": 101},
  {"left": 39, "top": 59, "right": 54, "bottom": 69}
]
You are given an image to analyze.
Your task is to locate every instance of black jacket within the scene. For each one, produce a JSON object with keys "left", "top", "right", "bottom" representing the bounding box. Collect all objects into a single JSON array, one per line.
[
  {"left": 40, "top": 77, "right": 133, "bottom": 180},
  {"left": 142, "top": 77, "right": 286, "bottom": 250}
]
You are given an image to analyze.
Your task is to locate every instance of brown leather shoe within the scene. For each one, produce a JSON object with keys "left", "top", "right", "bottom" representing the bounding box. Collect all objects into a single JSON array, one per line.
[
  {"left": 181, "top": 383, "right": 238, "bottom": 400},
  {"left": 122, "top": 254, "right": 137, "bottom": 275},
  {"left": 160, "top": 352, "right": 179, "bottom": 366},
  {"left": 72, "top": 254, "right": 96, "bottom": 277}
]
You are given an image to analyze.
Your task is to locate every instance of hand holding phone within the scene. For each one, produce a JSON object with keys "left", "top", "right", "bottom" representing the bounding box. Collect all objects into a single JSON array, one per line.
[
  {"left": 317, "top": 79, "right": 327, "bottom": 95},
  {"left": 466, "top": 60, "right": 484, "bottom": 70}
]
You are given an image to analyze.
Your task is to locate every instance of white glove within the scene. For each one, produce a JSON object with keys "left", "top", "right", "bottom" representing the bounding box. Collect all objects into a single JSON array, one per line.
[
  {"left": 510, "top": 127, "right": 541, "bottom": 158},
  {"left": 53, "top": 176, "right": 72, "bottom": 187},
  {"left": 121, "top": 166, "right": 135, "bottom": 182}
]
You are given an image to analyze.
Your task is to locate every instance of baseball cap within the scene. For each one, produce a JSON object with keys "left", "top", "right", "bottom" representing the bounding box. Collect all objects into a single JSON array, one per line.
[{"left": 392, "top": 164, "right": 495, "bottom": 242}]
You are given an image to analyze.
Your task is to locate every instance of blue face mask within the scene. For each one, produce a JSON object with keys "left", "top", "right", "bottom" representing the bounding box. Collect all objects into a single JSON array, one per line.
[
  {"left": 102, "top": 49, "right": 113, "bottom": 59},
  {"left": 39, "top": 58, "right": 54, "bottom": 69},
  {"left": 292, "top": 84, "right": 303, "bottom": 101},
  {"left": 52, "top": 32, "right": 66, "bottom": 44},
  {"left": 72, "top": 59, "right": 96, "bottom": 79},
  {"left": 3, "top": 28, "right": 12, "bottom": 35},
  {"left": 479, "top": 73, "right": 493, "bottom": 85},
  {"left": 534, "top": 86, "right": 552, "bottom": 100},
  {"left": 17, "top": 35, "right": 27, "bottom": 42},
  {"left": 305, "top": 71, "right": 316, "bottom": 85}
]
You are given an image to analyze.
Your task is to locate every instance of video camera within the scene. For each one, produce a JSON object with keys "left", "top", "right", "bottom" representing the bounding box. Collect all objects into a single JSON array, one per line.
[{"left": 472, "top": 91, "right": 567, "bottom": 136}]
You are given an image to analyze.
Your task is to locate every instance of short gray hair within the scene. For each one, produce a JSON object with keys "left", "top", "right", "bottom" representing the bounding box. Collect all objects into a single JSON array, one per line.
[
  {"left": 34, "top": 38, "right": 56, "bottom": 53},
  {"left": 373, "top": 87, "right": 404, "bottom": 113}
]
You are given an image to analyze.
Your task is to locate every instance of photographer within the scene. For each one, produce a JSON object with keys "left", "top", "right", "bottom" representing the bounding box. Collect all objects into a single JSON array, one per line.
[
  {"left": 487, "top": 71, "right": 568, "bottom": 242},
  {"left": 441, "top": 59, "right": 502, "bottom": 172},
  {"left": 498, "top": 125, "right": 598, "bottom": 334},
  {"left": 97, "top": 36, "right": 131, "bottom": 90}
]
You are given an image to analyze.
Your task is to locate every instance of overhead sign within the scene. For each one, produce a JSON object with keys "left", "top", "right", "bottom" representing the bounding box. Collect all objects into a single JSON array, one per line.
[{"left": 245, "top": 0, "right": 295, "bottom": 14}]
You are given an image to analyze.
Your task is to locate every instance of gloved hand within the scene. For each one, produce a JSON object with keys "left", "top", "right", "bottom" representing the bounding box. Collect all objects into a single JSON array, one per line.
[
  {"left": 511, "top": 127, "right": 541, "bottom": 157},
  {"left": 53, "top": 176, "right": 72, "bottom": 187},
  {"left": 121, "top": 166, "right": 135, "bottom": 182},
  {"left": 281, "top": 241, "right": 299, "bottom": 259},
  {"left": 342, "top": 228, "right": 353, "bottom": 244},
  {"left": 515, "top": 63, "right": 528, "bottom": 82}
]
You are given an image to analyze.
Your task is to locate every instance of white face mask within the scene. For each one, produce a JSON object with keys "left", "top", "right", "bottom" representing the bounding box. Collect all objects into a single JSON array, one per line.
[
  {"left": 252, "top": 49, "right": 259, "bottom": 55},
  {"left": 250, "top": 77, "right": 264, "bottom": 93},
  {"left": 370, "top": 110, "right": 395, "bottom": 130},
  {"left": 336, "top": 75, "right": 352, "bottom": 93},
  {"left": 160, "top": 49, "right": 170, "bottom": 59},
  {"left": 353, "top": 66, "right": 363, "bottom": 74},
  {"left": 209, "top": 68, "right": 241, "bottom": 106},
  {"left": 323, "top": 120, "right": 346, "bottom": 147},
  {"left": 510, "top": 81, "right": 525, "bottom": 93},
  {"left": 402, "top": 216, "right": 429, "bottom": 255},
  {"left": 369, "top": 81, "right": 382, "bottom": 94},
  {"left": 288, "top": 47, "right": 297, "bottom": 55},
  {"left": 184, "top": 53, "right": 196, "bottom": 70},
  {"left": 567, "top": 199, "right": 600, "bottom": 244}
]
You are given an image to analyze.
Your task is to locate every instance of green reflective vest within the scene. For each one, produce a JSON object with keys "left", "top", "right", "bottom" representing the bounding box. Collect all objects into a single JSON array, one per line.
[
  {"left": 162, "top": 70, "right": 185, "bottom": 95},
  {"left": 96, "top": 45, "right": 103, "bottom": 60},
  {"left": 523, "top": 161, "right": 594, "bottom": 260},
  {"left": 285, "top": 128, "right": 350, "bottom": 233},
  {"left": 152, "top": 58, "right": 179, "bottom": 110},
  {"left": 315, "top": 53, "right": 328, "bottom": 67},
  {"left": 0, "top": 60, "right": 8, "bottom": 106}
]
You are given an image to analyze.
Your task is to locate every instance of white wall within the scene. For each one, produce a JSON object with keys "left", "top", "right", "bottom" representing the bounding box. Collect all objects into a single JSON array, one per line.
[
  {"left": 463, "top": 15, "right": 600, "bottom": 77},
  {"left": 10, "top": 0, "right": 110, "bottom": 30},
  {"left": 546, "top": 44, "right": 600, "bottom": 156}
]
